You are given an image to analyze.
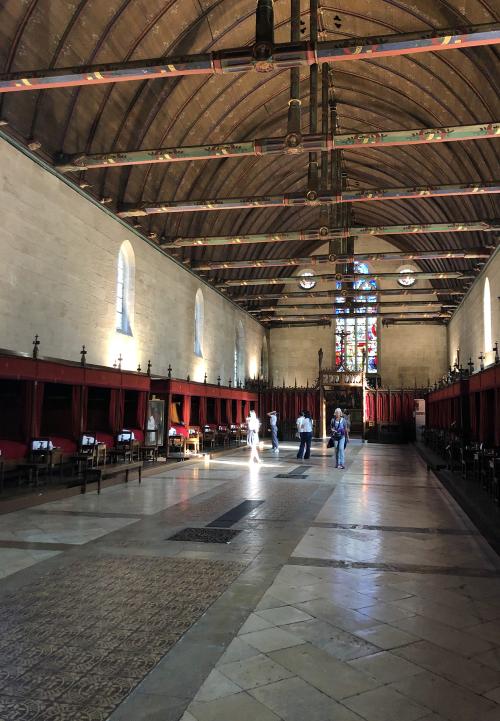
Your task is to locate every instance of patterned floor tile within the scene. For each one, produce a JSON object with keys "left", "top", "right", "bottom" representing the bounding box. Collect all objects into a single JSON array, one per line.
[{"left": 0, "top": 556, "right": 244, "bottom": 720}]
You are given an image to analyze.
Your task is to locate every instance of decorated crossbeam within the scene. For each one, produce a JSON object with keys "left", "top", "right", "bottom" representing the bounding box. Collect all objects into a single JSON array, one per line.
[
  {"left": 118, "top": 182, "right": 500, "bottom": 217},
  {"left": 250, "top": 300, "right": 458, "bottom": 312},
  {"left": 192, "top": 247, "right": 491, "bottom": 271},
  {"left": 260, "top": 310, "right": 450, "bottom": 321},
  {"left": 1, "top": 24, "right": 498, "bottom": 93},
  {"left": 57, "top": 123, "right": 499, "bottom": 171},
  {"left": 217, "top": 271, "right": 472, "bottom": 288},
  {"left": 167, "top": 221, "right": 497, "bottom": 247},
  {"left": 230, "top": 287, "right": 466, "bottom": 301}
]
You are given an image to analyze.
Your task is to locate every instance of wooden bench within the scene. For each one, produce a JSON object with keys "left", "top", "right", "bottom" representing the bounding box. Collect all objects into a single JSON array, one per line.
[{"left": 81, "top": 461, "right": 143, "bottom": 494}]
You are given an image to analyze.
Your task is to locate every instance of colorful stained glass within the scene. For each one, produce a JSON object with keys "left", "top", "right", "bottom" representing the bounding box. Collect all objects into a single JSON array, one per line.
[{"left": 335, "top": 262, "right": 378, "bottom": 373}]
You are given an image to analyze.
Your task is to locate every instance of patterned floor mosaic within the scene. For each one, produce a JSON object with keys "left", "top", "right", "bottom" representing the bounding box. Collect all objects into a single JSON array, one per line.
[{"left": 0, "top": 556, "right": 244, "bottom": 720}]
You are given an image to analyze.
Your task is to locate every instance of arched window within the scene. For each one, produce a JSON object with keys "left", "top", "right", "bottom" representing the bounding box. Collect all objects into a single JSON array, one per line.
[
  {"left": 234, "top": 321, "right": 245, "bottom": 384},
  {"left": 116, "top": 241, "right": 135, "bottom": 335},
  {"left": 484, "top": 277, "right": 492, "bottom": 353},
  {"left": 194, "top": 289, "right": 204, "bottom": 357},
  {"left": 335, "top": 261, "right": 378, "bottom": 374}
]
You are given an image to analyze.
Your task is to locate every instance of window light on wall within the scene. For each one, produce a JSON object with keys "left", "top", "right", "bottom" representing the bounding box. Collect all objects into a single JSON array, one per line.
[
  {"left": 116, "top": 241, "right": 134, "bottom": 335},
  {"left": 194, "top": 289, "right": 204, "bottom": 357},
  {"left": 484, "top": 277, "right": 492, "bottom": 353},
  {"left": 298, "top": 270, "right": 316, "bottom": 289}
]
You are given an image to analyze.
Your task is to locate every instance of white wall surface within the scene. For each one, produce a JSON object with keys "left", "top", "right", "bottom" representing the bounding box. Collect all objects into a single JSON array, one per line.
[
  {"left": 0, "top": 137, "right": 264, "bottom": 382},
  {"left": 447, "top": 248, "right": 500, "bottom": 370}
]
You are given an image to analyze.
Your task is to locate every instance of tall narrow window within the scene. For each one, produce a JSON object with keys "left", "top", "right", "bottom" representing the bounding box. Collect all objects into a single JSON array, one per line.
[
  {"left": 335, "top": 262, "right": 378, "bottom": 373},
  {"left": 194, "top": 289, "right": 204, "bottom": 357},
  {"left": 484, "top": 278, "right": 492, "bottom": 353},
  {"left": 116, "top": 241, "right": 134, "bottom": 335}
]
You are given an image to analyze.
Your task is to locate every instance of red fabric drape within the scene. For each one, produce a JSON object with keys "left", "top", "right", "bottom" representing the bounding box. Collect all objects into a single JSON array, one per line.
[
  {"left": 226, "top": 398, "right": 233, "bottom": 424},
  {"left": 136, "top": 391, "right": 147, "bottom": 430},
  {"left": 235, "top": 399, "right": 242, "bottom": 424},
  {"left": 496, "top": 388, "right": 500, "bottom": 447},
  {"left": 243, "top": 401, "right": 250, "bottom": 420},
  {"left": 215, "top": 398, "right": 222, "bottom": 425},
  {"left": 469, "top": 392, "right": 479, "bottom": 440},
  {"left": 71, "top": 386, "right": 82, "bottom": 439},
  {"left": 109, "top": 389, "right": 124, "bottom": 434},
  {"left": 199, "top": 396, "right": 207, "bottom": 426},
  {"left": 183, "top": 395, "right": 191, "bottom": 427},
  {"left": 23, "top": 382, "right": 34, "bottom": 441},
  {"left": 33, "top": 381, "right": 44, "bottom": 437}
]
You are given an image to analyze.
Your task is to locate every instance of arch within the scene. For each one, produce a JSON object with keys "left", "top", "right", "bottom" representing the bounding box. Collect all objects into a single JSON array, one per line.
[
  {"left": 484, "top": 277, "right": 492, "bottom": 355},
  {"left": 234, "top": 320, "right": 245, "bottom": 385},
  {"left": 194, "top": 288, "right": 204, "bottom": 357},
  {"left": 116, "top": 240, "right": 135, "bottom": 335}
]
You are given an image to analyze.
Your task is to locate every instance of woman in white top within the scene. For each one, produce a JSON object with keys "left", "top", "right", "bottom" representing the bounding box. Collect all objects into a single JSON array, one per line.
[
  {"left": 246, "top": 410, "right": 262, "bottom": 464},
  {"left": 297, "top": 410, "right": 313, "bottom": 460}
]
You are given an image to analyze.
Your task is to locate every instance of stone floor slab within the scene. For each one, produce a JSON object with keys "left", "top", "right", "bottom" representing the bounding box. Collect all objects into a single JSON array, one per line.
[{"left": 249, "top": 676, "right": 364, "bottom": 721}]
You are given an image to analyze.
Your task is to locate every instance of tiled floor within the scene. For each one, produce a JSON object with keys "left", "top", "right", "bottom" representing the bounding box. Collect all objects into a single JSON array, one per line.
[{"left": 1, "top": 440, "right": 500, "bottom": 721}]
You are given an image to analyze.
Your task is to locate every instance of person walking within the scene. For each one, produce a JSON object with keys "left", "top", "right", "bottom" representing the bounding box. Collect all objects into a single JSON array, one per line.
[
  {"left": 297, "top": 410, "right": 313, "bottom": 460},
  {"left": 267, "top": 410, "right": 279, "bottom": 452},
  {"left": 246, "top": 410, "right": 262, "bottom": 464},
  {"left": 330, "top": 407, "right": 347, "bottom": 469}
]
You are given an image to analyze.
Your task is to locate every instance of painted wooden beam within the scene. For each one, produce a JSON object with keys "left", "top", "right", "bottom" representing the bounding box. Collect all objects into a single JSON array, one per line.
[
  {"left": 217, "top": 271, "right": 473, "bottom": 288},
  {"left": 250, "top": 300, "right": 457, "bottom": 311},
  {"left": 165, "top": 221, "right": 497, "bottom": 247},
  {"left": 191, "top": 247, "right": 491, "bottom": 271},
  {"left": 117, "top": 183, "right": 500, "bottom": 216},
  {"left": 57, "top": 123, "right": 499, "bottom": 171},
  {"left": 1, "top": 24, "right": 498, "bottom": 93},
  {"left": 229, "top": 288, "right": 466, "bottom": 300},
  {"left": 260, "top": 310, "right": 450, "bottom": 321},
  {"left": 230, "top": 288, "right": 466, "bottom": 302}
]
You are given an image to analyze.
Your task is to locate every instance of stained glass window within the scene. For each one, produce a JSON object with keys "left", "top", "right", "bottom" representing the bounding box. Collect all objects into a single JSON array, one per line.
[{"left": 335, "top": 261, "right": 378, "bottom": 374}]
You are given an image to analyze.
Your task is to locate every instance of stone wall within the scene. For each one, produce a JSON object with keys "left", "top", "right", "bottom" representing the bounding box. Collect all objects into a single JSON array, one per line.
[
  {"left": 447, "top": 248, "right": 500, "bottom": 370},
  {"left": 0, "top": 138, "right": 264, "bottom": 382}
]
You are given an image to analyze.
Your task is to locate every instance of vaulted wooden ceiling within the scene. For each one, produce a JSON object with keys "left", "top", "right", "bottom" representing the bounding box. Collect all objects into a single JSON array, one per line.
[{"left": 0, "top": 0, "right": 498, "bottom": 314}]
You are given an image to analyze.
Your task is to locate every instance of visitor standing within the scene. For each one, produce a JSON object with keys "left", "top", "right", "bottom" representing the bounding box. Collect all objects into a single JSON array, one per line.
[
  {"left": 246, "top": 410, "right": 261, "bottom": 464},
  {"left": 330, "top": 407, "right": 347, "bottom": 469},
  {"left": 297, "top": 410, "right": 313, "bottom": 460},
  {"left": 267, "top": 410, "right": 279, "bottom": 452}
]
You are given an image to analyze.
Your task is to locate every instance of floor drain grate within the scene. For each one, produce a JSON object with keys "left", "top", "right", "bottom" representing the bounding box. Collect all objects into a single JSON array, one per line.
[{"left": 167, "top": 527, "right": 242, "bottom": 543}]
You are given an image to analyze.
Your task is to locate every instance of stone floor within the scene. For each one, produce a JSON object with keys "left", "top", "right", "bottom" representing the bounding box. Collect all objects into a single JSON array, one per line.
[{"left": 1, "top": 440, "right": 500, "bottom": 721}]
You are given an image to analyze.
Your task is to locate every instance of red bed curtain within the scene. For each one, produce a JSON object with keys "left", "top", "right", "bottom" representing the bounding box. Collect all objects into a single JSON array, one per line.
[
  {"left": 183, "top": 395, "right": 191, "bottom": 427},
  {"left": 136, "top": 391, "right": 147, "bottom": 431},
  {"left": 109, "top": 389, "right": 124, "bottom": 434},
  {"left": 199, "top": 396, "right": 207, "bottom": 426}
]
